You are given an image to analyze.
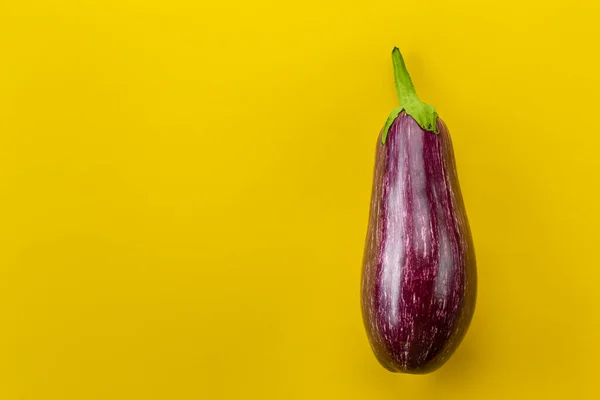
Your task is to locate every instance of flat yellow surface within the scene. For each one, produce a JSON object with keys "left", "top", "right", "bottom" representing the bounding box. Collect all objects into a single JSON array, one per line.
[{"left": 1, "top": 1, "right": 599, "bottom": 399}]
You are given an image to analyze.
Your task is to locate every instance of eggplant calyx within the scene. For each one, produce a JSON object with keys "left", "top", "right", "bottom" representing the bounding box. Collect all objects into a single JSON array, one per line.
[{"left": 382, "top": 47, "right": 439, "bottom": 145}]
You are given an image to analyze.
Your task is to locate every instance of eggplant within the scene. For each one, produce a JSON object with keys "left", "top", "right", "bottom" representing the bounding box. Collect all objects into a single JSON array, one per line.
[{"left": 361, "top": 47, "right": 477, "bottom": 374}]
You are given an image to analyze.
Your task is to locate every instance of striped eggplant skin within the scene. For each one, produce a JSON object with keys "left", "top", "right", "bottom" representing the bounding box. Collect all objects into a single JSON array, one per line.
[{"left": 361, "top": 111, "right": 477, "bottom": 374}]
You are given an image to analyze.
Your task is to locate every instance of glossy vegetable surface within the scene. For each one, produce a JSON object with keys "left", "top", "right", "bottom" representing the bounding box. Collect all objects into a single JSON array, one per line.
[{"left": 361, "top": 48, "right": 477, "bottom": 374}]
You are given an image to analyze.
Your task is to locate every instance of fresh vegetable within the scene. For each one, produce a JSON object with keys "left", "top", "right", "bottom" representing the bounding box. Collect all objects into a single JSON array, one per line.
[{"left": 361, "top": 47, "right": 477, "bottom": 374}]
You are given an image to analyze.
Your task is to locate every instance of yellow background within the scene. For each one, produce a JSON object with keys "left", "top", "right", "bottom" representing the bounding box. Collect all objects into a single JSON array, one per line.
[{"left": 1, "top": 1, "right": 599, "bottom": 399}]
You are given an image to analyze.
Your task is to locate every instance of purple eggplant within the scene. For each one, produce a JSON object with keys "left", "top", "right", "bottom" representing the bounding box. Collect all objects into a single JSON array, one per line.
[{"left": 361, "top": 48, "right": 477, "bottom": 374}]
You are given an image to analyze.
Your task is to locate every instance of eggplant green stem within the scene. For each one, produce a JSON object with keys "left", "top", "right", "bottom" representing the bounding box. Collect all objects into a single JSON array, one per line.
[{"left": 382, "top": 47, "right": 439, "bottom": 144}]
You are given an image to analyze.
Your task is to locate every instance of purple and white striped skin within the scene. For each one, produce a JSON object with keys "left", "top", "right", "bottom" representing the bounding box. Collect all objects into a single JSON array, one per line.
[{"left": 361, "top": 112, "right": 477, "bottom": 374}]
